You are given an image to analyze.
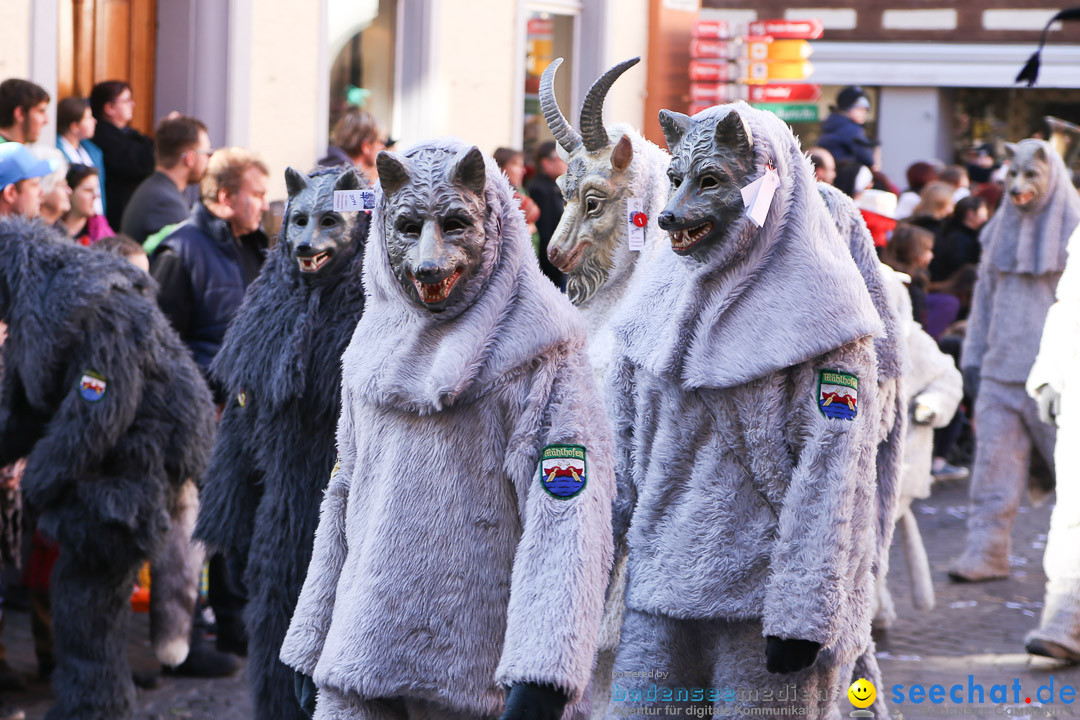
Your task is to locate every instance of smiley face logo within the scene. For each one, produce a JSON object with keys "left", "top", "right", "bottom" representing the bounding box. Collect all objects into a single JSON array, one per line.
[{"left": 848, "top": 678, "right": 876, "bottom": 709}]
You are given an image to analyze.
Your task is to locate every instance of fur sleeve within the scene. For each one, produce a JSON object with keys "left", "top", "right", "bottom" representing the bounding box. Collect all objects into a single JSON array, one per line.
[
  {"left": 607, "top": 356, "right": 638, "bottom": 550},
  {"left": 495, "top": 347, "right": 615, "bottom": 703},
  {"left": 909, "top": 326, "right": 962, "bottom": 427},
  {"left": 762, "top": 340, "right": 879, "bottom": 648},
  {"left": 20, "top": 307, "right": 145, "bottom": 508},
  {"left": 280, "top": 380, "right": 356, "bottom": 677},
  {"left": 1028, "top": 229, "right": 1080, "bottom": 396},
  {"left": 961, "top": 251, "right": 998, "bottom": 372},
  {"left": 194, "top": 393, "right": 263, "bottom": 559}
]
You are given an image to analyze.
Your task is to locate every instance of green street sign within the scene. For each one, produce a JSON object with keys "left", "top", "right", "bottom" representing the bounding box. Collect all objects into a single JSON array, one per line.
[{"left": 751, "top": 102, "right": 819, "bottom": 123}]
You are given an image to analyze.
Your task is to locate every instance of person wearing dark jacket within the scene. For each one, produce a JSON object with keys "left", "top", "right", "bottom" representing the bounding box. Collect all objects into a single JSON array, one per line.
[
  {"left": 818, "top": 86, "right": 878, "bottom": 170},
  {"left": 122, "top": 115, "right": 210, "bottom": 249},
  {"left": 930, "top": 195, "right": 988, "bottom": 283},
  {"left": 526, "top": 140, "right": 567, "bottom": 289},
  {"left": 90, "top": 81, "right": 154, "bottom": 230}
]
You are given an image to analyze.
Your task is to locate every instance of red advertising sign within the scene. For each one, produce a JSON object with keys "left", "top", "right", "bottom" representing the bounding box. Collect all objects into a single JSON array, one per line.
[
  {"left": 689, "top": 60, "right": 734, "bottom": 83},
  {"left": 747, "top": 18, "right": 824, "bottom": 39},
  {"left": 747, "top": 83, "right": 822, "bottom": 103},
  {"left": 692, "top": 19, "right": 731, "bottom": 39},
  {"left": 690, "top": 39, "right": 734, "bottom": 59},
  {"left": 690, "top": 83, "right": 742, "bottom": 103},
  {"left": 689, "top": 101, "right": 715, "bottom": 116}
]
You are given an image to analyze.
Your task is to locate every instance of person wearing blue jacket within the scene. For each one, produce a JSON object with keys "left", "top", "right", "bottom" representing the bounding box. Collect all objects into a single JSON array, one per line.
[{"left": 818, "top": 86, "right": 878, "bottom": 170}]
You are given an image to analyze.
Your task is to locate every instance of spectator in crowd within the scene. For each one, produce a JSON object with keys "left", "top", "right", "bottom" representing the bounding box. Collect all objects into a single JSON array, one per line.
[
  {"left": 91, "top": 80, "right": 154, "bottom": 230},
  {"left": 527, "top": 139, "right": 568, "bottom": 289},
  {"left": 856, "top": 187, "right": 898, "bottom": 249},
  {"left": 906, "top": 181, "right": 956, "bottom": 252},
  {"left": 974, "top": 180, "right": 1004, "bottom": 214},
  {"left": 883, "top": 222, "right": 935, "bottom": 326},
  {"left": 31, "top": 147, "right": 70, "bottom": 226},
  {"left": 150, "top": 148, "right": 270, "bottom": 677},
  {"left": 0, "top": 143, "right": 53, "bottom": 218},
  {"left": 55, "top": 96, "right": 105, "bottom": 212},
  {"left": 494, "top": 146, "right": 540, "bottom": 247},
  {"left": 834, "top": 160, "right": 873, "bottom": 200},
  {"left": 316, "top": 108, "right": 386, "bottom": 182},
  {"left": 94, "top": 233, "right": 150, "bottom": 273},
  {"left": 0, "top": 79, "right": 49, "bottom": 145},
  {"left": 59, "top": 164, "right": 113, "bottom": 245},
  {"left": 817, "top": 85, "right": 878, "bottom": 170},
  {"left": 896, "top": 161, "right": 940, "bottom": 220},
  {"left": 122, "top": 115, "right": 210, "bottom": 249},
  {"left": 930, "top": 195, "right": 989, "bottom": 283},
  {"left": 940, "top": 164, "right": 971, "bottom": 202},
  {"left": 808, "top": 146, "right": 837, "bottom": 185},
  {"left": 966, "top": 142, "right": 997, "bottom": 188}
]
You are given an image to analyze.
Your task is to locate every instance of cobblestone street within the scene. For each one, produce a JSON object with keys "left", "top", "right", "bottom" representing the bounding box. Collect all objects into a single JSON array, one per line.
[{"left": 0, "top": 474, "right": 1076, "bottom": 719}]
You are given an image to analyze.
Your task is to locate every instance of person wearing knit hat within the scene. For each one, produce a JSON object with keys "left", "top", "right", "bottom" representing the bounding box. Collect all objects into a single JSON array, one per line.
[{"left": 818, "top": 85, "right": 879, "bottom": 170}]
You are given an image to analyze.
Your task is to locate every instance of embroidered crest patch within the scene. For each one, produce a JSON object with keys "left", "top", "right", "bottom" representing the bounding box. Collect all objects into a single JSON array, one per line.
[
  {"left": 818, "top": 370, "right": 858, "bottom": 421},
  {"left": 79, "top": 370, "right": 107, "bottom": 402},
  {"left": 539, "top": 444, "right": 587, "bottom": 499}
]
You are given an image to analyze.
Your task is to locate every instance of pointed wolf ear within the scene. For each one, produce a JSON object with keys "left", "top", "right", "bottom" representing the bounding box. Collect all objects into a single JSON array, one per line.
[
  {"left": 715, "top": 111, "right": 754, "bottom": 155},
  {"left": 335, "top": 168, "right": 362, "bottom": 192},
  {"left": 658, "top": 110, "right": 692, "bottom": 151},
  {"left": 1033, "top": 142, "right": 1050, "bottom": 163},
  {"left": 611, "top": 134, "right": 633, "bottom": 172},
  {"left": 1003, "top": 143, "right": 1017, "bottom": 163},
  {"left": 452, "top": 146, "right": 487, "bottom": 198},
  {"left": 285, "top": 167, "right": 309, "bottom": 198},
  {"left": 377, "top": 151, "right": 411, "bottom": 197}
]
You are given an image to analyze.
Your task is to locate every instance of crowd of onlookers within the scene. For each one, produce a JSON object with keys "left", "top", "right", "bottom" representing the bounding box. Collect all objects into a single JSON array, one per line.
[{"left": 808, "top": 85, "right": 1037, "bottom": 486}]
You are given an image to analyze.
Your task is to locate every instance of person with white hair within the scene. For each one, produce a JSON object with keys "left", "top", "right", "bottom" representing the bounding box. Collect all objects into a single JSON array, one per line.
[{"left": 32, "top": 146, "right": 70, "bottom": 225}]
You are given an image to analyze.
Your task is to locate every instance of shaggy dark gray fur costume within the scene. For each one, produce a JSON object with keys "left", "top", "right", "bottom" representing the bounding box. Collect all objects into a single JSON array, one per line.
[
  {"left": 0, "top": 217, "right": 215, "bottom": 720},
  {"left": 195, "top": 166, "right": 369, "bottom": 720}
]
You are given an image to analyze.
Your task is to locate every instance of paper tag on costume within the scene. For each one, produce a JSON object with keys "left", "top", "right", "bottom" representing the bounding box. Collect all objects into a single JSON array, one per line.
[
  {"left": 333, "top": 189, "right": 376, "bottom": 213},
  {"left": 626, "top": 199, "right": 646, "bottom": 252},
  {"left": 818, "top": 370, "right": 858, "bottom": 421},
  {"left": 330, "top": 458, "right": 341, "bottom": 478},
  {"left": 79, "top": 370, "right": 107, "bottom": 402},
  {"left": 538, "top": 444, "right": 587, "bottom": 499},
  {"left": 740, "top": 167, "right": 779, "bottom": 227}
]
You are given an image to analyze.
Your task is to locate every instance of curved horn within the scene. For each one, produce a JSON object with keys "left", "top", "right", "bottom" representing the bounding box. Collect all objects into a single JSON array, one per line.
[
  {"left": 580, "top": 57, "right": 640, "bottom": 152},
  {"left": 540, "top": 58, "right": 582, "bottom": 154}
]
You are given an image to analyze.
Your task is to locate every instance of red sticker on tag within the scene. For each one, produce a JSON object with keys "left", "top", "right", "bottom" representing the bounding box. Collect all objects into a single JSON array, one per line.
[{"left": 632, "top": 211, "right": 648, "bottom": 228}]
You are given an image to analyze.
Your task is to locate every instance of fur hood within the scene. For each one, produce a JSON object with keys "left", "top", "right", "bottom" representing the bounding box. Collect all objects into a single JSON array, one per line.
[
  {"left": 612, "top": 102, "right": 883, "bottom": 389},
  {"left": 351, "top": 138, "right": 584, "bottom": 413},
  {"left": 984, "top": 139, "right": 1080, "bottom": 276}
]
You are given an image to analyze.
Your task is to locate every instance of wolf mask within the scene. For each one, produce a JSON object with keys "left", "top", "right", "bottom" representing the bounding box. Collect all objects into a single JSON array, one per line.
[
  {"left": 283, "top": 166, "right": 365, "bottom": 280},
  {"left": 657, "top": 108, "right": 758, "bottom": 265},
  {"left": 376, "top": 146, "right": 491, "bottom": 314}
]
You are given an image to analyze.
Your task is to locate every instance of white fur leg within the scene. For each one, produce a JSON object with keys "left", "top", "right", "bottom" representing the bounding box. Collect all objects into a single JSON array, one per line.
[{"left": 899, "top": 508, "right": 935, "bottom": 611}]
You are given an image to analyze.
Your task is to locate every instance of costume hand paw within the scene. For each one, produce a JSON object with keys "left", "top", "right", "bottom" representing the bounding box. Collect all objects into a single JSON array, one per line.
[
  {"left": 499, "top": 682, "right": 569, "bottom": 720},
  {"left": 1034, "top": 384, "right": 1061, "bottom": 427},
  {"left": 765, "top": 636, "right": 821, "bottom": 674},
  {"left": 913, "top": 401, "right": 936, "bottom": 425},
  {"left": 961, "top": 366, "right": 981, "bottom": 402},
  {"left": 294, "top": 670, "right": 316, "bottom": 718}
]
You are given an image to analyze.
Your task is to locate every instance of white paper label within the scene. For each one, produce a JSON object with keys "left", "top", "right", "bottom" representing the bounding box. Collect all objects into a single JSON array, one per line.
[
  {"left": 626, "top": 198, "right": 646, "bottom": 252},
  {"left": 333, "top": 189, "right": 376, "bottom": 212},
  {"left": 740, "top": 168, "right": 779, "bottom": 227}
]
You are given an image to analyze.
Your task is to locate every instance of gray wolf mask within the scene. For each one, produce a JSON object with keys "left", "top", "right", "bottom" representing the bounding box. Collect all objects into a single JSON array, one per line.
[{"left": 283, "top": 166, "right": 365, "bottom": 280}]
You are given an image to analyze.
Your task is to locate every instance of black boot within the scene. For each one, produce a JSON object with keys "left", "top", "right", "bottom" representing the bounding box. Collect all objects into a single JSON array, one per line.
[{"left": 164, "top": 632, "right": 241, "bottom": 678}]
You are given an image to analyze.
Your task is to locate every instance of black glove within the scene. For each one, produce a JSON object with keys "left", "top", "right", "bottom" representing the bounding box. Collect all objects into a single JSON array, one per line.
[
  {"left": 294, "top": 670, "right": 316, "bottom": 718},
  {"left": 765, "top": 636, "right": 821, "bottom": 674},
  {"left": 499, "top": 682, "right": 569, "bottom": 720},
  {"left": 961, "top": 366, "right": 981, "bottom": 402}
]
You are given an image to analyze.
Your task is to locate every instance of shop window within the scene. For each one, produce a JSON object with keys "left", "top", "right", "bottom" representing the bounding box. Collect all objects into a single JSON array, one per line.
[{"left": 524, "top": 11, "right": 576, "bottom": 165}]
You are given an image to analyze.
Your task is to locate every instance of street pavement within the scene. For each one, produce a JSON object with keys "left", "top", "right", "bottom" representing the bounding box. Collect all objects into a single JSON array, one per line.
[{"left": 0, "top": 474, "right": 1075, "bottom": 719}]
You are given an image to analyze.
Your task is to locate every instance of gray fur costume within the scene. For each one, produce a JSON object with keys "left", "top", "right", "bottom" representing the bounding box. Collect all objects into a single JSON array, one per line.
[
  {"left": 538, "top": 57, "right": 669, "bottom": 720},
  {"left": 952, "top": 139, "right": 1080, "bottom": 581},
  {"left": 0, "top": 218, "right": 215, "bottom": 720},
  {"left": 195, "top": 167, "right": 369, "bottom": 720},
  {"left": 818, "top": 183, "right": 906, "bottom": 717},
  {"left": 280, "top": 139, "right": 615, "bottom": 720},
  {"left": 607, "top": 104, "right": 883, "bottom": 717}
]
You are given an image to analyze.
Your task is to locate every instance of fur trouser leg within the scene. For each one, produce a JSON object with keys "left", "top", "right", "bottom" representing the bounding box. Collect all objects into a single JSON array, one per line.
[
  {"left": 953, "top": 380, "right": 1056, "bottom": 580},
  {"left": 850, "top": 641, "right": 889, "bottom": 718},
  {"left": 46, "top": 547, "right": 141, "bottom": 720},
  {"left": 1029, "top": 412, "right": 1080, "bottom": 656},
  {"left": 247, "top": 590, "right": 308, "bottom": 720},
  {"left": 590, "top": 552, "right": 628, "bottom": 720},
  {"left": 313, "top": 688, "right": 497, "bottom": 720},
  {"left": 606, "top": 609, "right": 846, "bottom": 719}
]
